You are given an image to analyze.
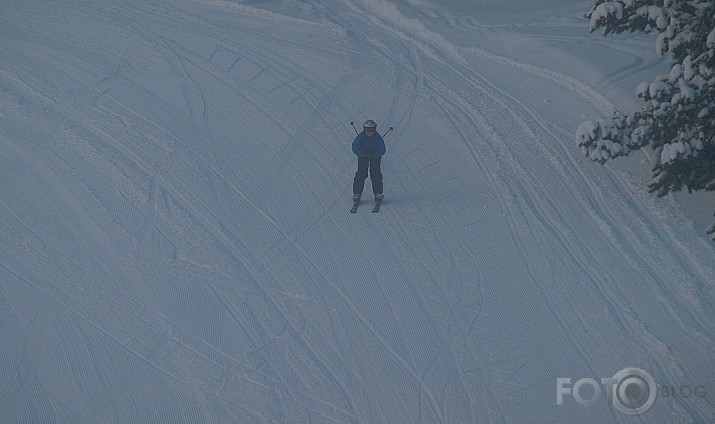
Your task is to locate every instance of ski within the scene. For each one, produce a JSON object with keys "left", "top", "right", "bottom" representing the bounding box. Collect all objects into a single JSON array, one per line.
[{"left": 350, "top": 195, "right": 381, "bottom": 213}]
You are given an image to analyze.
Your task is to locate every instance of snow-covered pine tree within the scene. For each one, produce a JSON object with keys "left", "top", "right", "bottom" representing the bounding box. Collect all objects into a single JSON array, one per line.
[{"left": 577, "top": 0, "right": 714, "bottom": 239}]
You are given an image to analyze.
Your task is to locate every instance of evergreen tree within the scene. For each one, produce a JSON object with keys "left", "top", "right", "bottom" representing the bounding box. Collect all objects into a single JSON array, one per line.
[{"left": 577, "top": 0, "right": 715, "bottom": 238}]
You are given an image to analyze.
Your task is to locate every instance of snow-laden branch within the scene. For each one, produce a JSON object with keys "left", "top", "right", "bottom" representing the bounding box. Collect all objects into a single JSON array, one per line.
[{"left": 581, "top": 0, "right": 714, "bottom": 238}]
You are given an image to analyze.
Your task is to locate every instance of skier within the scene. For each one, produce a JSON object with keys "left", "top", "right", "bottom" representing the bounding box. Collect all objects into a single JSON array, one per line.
[{"left": 351, "top": 119, "right": 386, "bottom": 213}]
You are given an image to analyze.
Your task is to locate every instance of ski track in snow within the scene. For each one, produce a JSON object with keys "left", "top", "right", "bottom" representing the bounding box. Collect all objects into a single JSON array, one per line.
[{"left": 0, "top": 0, "right": 713, "bottom": 423}]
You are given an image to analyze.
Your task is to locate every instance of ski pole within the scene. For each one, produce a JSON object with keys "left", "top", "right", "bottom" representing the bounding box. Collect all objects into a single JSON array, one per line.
[{"left": 383, "top": 126, "right": 394, "bottom": 137}]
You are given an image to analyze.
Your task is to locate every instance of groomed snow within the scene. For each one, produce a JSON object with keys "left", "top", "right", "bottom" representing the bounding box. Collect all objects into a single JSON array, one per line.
[{"left": 0, "top": 0, "right": 713, "bottom": 423}]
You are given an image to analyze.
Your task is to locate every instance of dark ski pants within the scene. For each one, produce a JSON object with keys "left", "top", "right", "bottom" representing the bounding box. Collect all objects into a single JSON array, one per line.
[{"left": 353, "top": 156, "right": 383, "bottom": 195}]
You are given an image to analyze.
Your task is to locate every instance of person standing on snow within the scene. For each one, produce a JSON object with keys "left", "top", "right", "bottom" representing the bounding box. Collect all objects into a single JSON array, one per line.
[{"left": 352, "top": 119, "right": 386, "bottom": 206}]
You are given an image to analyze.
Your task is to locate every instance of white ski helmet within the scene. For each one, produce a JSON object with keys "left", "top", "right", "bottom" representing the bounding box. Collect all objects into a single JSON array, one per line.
[{"left": 363, "top": 119, "right": 377, "bottom": 129}]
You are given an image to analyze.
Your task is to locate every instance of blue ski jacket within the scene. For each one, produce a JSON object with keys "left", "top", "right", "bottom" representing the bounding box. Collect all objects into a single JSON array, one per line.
[{"left": 352, "top": 131, "right": 386, "bottom": 158}]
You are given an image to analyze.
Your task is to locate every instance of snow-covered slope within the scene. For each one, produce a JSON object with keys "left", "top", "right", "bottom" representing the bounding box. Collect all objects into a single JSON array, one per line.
[{"left": 1, "top": 0, "right": 713, "bottom": 423}]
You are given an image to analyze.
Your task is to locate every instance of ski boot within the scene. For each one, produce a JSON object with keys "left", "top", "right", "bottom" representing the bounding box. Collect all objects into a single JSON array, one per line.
[
  {"left": 350, "top": 194, "right": 361, "bottom": 213},
  {"left": 372, "top": 193, "right": 383, "bottom": 213}
]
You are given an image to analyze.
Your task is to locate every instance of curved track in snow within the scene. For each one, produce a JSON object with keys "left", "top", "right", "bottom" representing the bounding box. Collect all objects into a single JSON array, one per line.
[{"left": 0, "top": 0, "right": 713, "bottom": 423}]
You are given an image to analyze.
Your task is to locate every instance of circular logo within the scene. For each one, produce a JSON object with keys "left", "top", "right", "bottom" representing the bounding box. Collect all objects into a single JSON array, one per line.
[{"left": 610, "top": 368, "right": 657, "bottom": 415}]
